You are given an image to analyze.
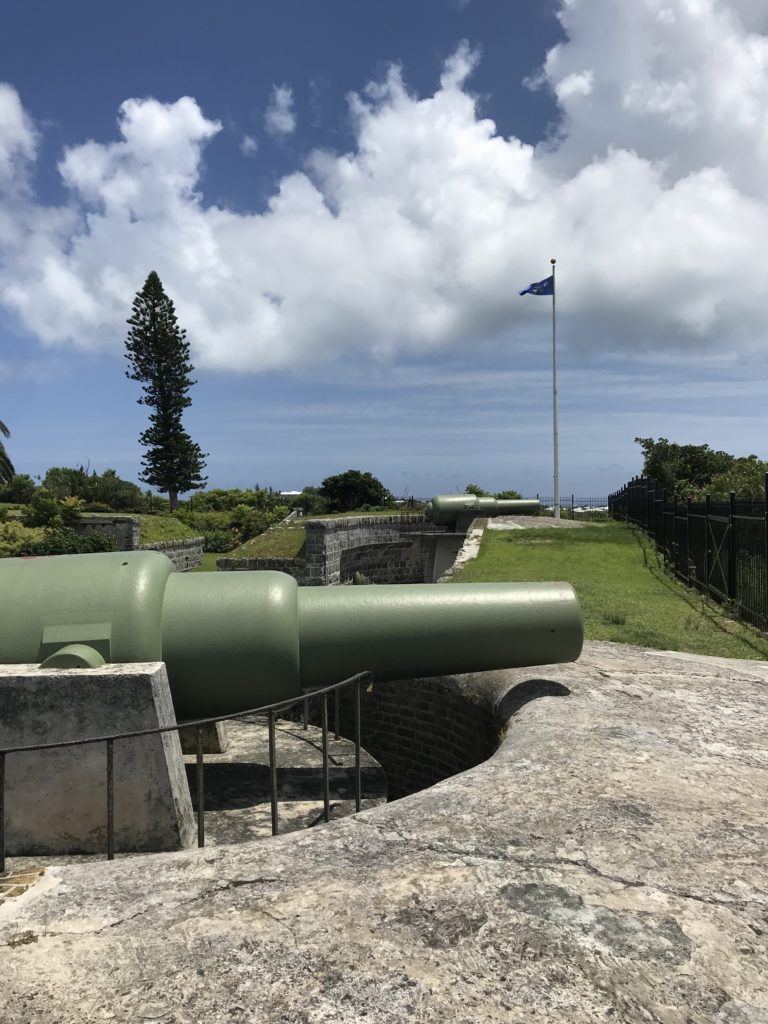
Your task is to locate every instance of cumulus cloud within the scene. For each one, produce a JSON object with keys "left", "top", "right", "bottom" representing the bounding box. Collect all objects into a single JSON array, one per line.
[
  {"left": 0, "top": 1, "right": 767, "bottom": 373},
  {"left": 265, "top": 84, "right": 296, "bottom": 136},
  {"left": 240, "top": 134, "right": 258, "bottom": 157}
]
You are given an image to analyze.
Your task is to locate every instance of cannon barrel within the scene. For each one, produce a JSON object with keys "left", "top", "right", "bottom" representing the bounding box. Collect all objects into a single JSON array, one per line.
[
  {"left": 425, "top": 495, "right": 540, "bottom": 524},
  {"left": 0, "top": 551, "right": 582, "bottom": 719}
]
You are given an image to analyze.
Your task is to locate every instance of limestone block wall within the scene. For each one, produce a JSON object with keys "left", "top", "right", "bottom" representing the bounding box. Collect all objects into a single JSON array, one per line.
[
  {"left": 215, "top": 555, "right": 308, "bottom": 583},
  {"left": 70, "top": 516, "right": 203, "bottom": 571},
  {"left": 303, "top": 515, "right": 433, "bottom": 586},
  {"left": 140, "top": 538, "right": 204, "bottom": 572},
  {"left": 217, "top": 514, "right": 439, "bottom": 585},
  {"left": 72, "top": 516, "right": 140, "bottom": 550}
]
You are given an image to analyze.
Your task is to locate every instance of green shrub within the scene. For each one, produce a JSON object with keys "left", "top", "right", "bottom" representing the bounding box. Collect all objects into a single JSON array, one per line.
[
  {"left": 0, "top": 522, "right": 45, "bottom": 557},
  {"left": 22, "top": 490, "right": 83, "bottom": 529},
  {"left": 19, "top": 527, "right": 118, "bottom": 556},
  {"left": 495, "top": 489, "right": 523, "bottom": 500},
  {"left": 0, "top": 474, "right": 37, "bottom": 504},
  {"left": 202, "top": 530, "right": 233, "bottom": 553}
]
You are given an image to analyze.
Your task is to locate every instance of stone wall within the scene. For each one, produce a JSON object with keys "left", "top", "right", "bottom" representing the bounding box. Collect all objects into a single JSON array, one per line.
[
  {"left": 307, "top": 675, "right": 499, "bottom": 800},
  {"left": 140, "top": 538, "right": 203, "bottom": 572},
  {"left": 215, "top": 555, "right": 307, "bottom": 582},
  {"left": 303, "top": 515, "right": 434, "bottom": 586},
  {"left": 72, "top": 515, "right": 140, "bottom": 550},
  {"left": 217, "top": 514, "right": 440, "bottom": 585},
  {"left": 71, "top": 516, "right": 203, "bottom": 571}
]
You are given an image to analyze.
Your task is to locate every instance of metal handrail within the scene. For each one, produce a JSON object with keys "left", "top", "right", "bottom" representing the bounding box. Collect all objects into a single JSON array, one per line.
[{"left": 0, "top": 670, "right": 372, "bottom": 873}]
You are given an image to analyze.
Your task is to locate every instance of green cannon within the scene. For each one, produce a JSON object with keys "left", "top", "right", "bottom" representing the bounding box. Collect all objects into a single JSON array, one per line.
[
  {"left": 0, "top": 551, "right": 581, "bottom": 719},
  {"left": 425, "top": 494, "right": 540, "bottom": 525}
]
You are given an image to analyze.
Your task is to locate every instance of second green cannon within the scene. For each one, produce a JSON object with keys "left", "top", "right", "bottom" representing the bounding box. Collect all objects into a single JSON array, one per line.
[{"left": 0, "top": 551, "right": 582, "bottom": 719}]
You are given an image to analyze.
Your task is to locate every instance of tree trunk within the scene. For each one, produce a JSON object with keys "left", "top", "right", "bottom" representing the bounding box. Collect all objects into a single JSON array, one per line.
[{"left": 169, "top": 489, "right": 178, "bottom": 511}]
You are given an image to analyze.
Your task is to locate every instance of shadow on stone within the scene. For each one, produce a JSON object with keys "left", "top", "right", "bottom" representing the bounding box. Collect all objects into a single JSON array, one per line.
[
  {"left": 497, "top": 678, "right": 571, "bottom": 721},
  {"left": 185, "top": 763, "right": 387, "bottom": 811}
]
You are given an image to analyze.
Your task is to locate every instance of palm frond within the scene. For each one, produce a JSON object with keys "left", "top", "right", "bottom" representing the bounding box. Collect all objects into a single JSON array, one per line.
[{"left": 0, "top": 441, "right": 13, "bottom": 485}]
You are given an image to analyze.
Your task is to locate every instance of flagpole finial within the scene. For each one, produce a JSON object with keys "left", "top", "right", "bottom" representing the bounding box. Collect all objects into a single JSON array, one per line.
[{"left": 550, "top": 258, "right": 556, "bottom": 265}]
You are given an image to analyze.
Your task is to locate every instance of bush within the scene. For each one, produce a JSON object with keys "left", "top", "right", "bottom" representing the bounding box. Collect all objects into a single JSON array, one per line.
[
  {"left": 18, "top": 527, "right": 118, "bottom": 556},
  {"left": 0, "top": 522, "right": 45, "bottom": 557},
  {"left": 22, "top": 490, "right": 82, "bottom": 529},
  {"left": 42, "top": 466, "right": 147, "bottom": 511},
  {"left": 0, "top": 474, "right": 37, "bottom": 504},
  {"left": 464, "top": 483, "right": 491, "bottom": 497},
  {"left": 202, "top": 530, "right": 233, "bottom": 553},
  {"left": 319, "top": 470, "right": 393, "bottom": 512},
  {"left": 495, "top": 489, "right": 523, "bottom": 500}
]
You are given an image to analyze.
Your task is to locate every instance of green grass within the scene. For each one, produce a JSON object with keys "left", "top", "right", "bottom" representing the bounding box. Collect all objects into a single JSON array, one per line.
[
  {"left": 191, "top": 552, "right": 221, "bottom": 572},
  {"left": 137, "top": 515, "right": 199, "bottom": 544},
  {"left": 451, "top": 521, "right": 768, "bottom": 661},
  {"left": 227, "top": 525, "right": 307, "bottom": 559}
]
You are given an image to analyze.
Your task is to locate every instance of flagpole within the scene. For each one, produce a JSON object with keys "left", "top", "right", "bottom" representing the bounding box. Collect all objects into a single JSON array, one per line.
[{"left": 551, "top": 257, "right": 560, "bottom": 520}]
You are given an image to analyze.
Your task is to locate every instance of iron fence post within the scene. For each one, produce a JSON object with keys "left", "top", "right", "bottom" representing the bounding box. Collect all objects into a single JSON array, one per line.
[
  {"left": 106, "top": 739, "right": 115, "bottom": 861},
  {"left": 321, "top": 694, "right": 330, "bottom": 823},
  {"left": 704, "top": 495, "right": 711, "bottom": 598},
  {"left": 195, "top": 726, "right": 205, "bottom": 848},
  {"left": 686, "top": 496, "right": 692, "bottom": 584},
  {"left": 672, "top": 495, "right": 678, "bottom": 575},
  {"left": 354, "top": 679, "right": 362, "bottom": 814},
  {"left": 728, "top": 491, "right": 737, "bottom": 604},
  {"left": 268, "top": 710, "right": 278, "bottom": 836},
  {"left": 0, "top": 751, "right": 5, "bottom": 875}
]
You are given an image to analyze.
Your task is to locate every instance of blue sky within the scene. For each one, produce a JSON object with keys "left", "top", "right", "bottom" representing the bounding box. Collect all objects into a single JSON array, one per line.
[{"left": 1, "top": 0, "right": 767, "bottom": 499}]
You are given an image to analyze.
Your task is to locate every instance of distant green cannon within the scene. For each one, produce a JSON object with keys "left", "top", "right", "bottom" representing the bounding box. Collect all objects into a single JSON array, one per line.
[
  {"left": 425, "top": 494, "right": 541, "bottom": 525},
  {"left": 0, "top": 551, "right": 581, "bottom": 719}
]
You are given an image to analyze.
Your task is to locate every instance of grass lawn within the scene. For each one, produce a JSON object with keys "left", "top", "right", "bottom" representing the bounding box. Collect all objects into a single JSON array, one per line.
[
  {"left": 451, "top": 521, "right": 768, "bottom": 661},
  {"left": 227, "top": 525, "right": 307, "bottom": 560},
  {"left": 191, "top": 552, "right": 220, "bottom": 572},
  {"left": 137, "top": 515, "right": 199, "bottom": 544}
]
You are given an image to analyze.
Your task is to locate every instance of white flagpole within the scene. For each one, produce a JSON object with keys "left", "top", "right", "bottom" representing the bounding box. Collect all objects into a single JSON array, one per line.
[{"left": 551, "top": 257, "right": 560, "bottom": 520}]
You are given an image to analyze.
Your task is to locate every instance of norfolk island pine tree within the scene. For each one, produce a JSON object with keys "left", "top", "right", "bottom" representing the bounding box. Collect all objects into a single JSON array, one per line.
[{"left": 124, "top": 271, "right": 207, "bottom": 511}]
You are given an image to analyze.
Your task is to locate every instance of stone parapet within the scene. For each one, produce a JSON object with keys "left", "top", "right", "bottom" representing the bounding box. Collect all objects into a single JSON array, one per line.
[
  {"left": 215, "top": 555, "right": 307, "bottom": 582},
  {"left": 3, "top": 642, "right": 768, "bottom": 1019},
  {"left": 140, "top": 537, "right": 203, "bottom": 572},
  {"left": 0, "top": 662, "right": 195, "bottom": 855},
  {"left": 72, "top": 515, "right": 140, "bottom": 550},
  {"left": 217, "top": 514, "right": 437, "bottom": 585}
]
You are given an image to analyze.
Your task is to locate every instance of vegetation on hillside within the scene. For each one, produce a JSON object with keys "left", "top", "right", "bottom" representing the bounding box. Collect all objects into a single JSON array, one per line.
[
  {"left": 635, "top": 437, "right": 768, "bottom": 499},
  {"left": 319, "top": 469, "right": 394, "bottom": 512}
]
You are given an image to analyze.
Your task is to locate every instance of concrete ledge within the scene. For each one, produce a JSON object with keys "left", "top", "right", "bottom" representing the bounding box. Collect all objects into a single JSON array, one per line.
[
  {"left": 1, "top": 642, "right": 767, "bottom": 1021},
  {"left": 0, "top": 663, "right": 195, "bottom": 855}
]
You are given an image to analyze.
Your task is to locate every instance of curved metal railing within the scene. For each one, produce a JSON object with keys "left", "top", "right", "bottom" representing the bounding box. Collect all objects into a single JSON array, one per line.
[{"left": 0, "top": 670, "right": 373, "bottom": 873}]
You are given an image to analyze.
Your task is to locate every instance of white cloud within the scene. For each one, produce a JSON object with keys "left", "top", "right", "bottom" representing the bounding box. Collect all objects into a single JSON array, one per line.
[
  {"left": 240, "top": 134, "right": 258, "bottom": 157},
  {"left": 1, "top": 2, "right": 768, "bottom": 375},
  {"left": 0, "top": 82, "right": 37, "bottom": 187},
  {"left": 265, "top": 84, "right": 296, "bottom": 136}
]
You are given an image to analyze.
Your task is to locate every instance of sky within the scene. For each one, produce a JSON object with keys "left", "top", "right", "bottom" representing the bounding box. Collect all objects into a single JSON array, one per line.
[{"left": 2, "top": 0, "right": 768, "bottom": 500}]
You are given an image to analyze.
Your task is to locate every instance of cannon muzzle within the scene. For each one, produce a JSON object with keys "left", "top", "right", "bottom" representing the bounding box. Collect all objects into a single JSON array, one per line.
[{"left": 0, "top": 552, "right": 582, "bottom": 718}]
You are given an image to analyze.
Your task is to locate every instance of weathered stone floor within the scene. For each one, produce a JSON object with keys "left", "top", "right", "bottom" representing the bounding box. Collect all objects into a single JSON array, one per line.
[
  {"left": 1, "top": 640, "right": 767, "bottom": 1023},
  {"left": 2, "top": 717, "right": 386, "bottom": 874}
]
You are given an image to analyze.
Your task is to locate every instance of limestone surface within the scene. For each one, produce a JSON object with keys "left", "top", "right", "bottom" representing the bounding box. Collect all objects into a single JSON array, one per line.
[{"left": 1, "top": 641, "right": 767, "bottom": 1022}]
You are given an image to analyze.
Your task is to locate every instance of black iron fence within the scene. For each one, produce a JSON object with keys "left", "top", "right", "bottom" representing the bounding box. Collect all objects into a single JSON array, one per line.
[
  {"left": 0, "top": 671, "right": 372, "bottom": 874},
  {"left": 609, "top": 476, "right": 768, "bottom": 633}
]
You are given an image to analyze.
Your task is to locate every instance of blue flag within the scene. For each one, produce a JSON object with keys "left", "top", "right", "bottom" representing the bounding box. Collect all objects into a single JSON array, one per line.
[{"left": 519, "top": 275, "right": 554, "bottom": 296}]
